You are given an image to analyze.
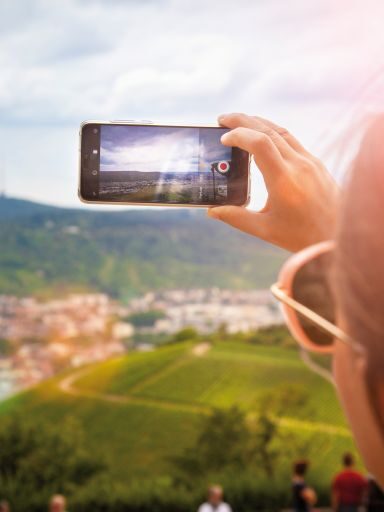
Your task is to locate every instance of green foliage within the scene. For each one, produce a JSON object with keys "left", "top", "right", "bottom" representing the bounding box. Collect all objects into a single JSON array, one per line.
[
  {"left": 209, "top": 325, "right": 297, "bottom": 348},
  {"left": 247, "top": 325, "right": 298, "bottom": 348},
  {"left": 68, "top": 474, "right": 292, "bottom": 512},
  {"left": 75, "top": 342, "right": 188, "bottom": 394},
  {"left": 126, "top": 309, "right": 166, "bottom": 327},
  {"left": 0, "top": 339, "right": 13, "bottom": 356},
  {"left": 0, "top": 337, "right": 351, "bottom": 485},
  {"left": 172, "top": 326, "right": 199, "bottom": 342},
  {"left": 171, "top": 393, "right": 312, "bottom": 487},
  {"left": 250, "top": 388, "right": 314, "bottom": 478},
  {"left": 70, "top": 477, "right": 197, "bottom": 512},
  {"left": 171, "top": 406, "right": 254, "bottom": 485},
  {"left": 258, "top": 383, "right": 315, "bottom": 420},
  {"left": 131, "top": 331, "right": 170, "bottom": 346},
  {"left": 0, "top": 331, "right": 359, "bottom": 511},
  {"left": 0, "top": 196, "right": 286, "bottom": 298},
  {"left": 131, "top": 324, "right": 297, "bottom": 349},
  {"left": 0, "top": 415, "right": 105, "bottom": 510}
]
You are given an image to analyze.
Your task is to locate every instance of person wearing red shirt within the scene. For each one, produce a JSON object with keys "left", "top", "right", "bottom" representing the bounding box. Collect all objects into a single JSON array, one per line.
[{"left": 332, "top": 453, "right": 367, "bottom": 512}]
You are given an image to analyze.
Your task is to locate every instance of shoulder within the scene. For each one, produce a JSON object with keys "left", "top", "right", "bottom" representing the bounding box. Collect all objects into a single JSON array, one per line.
[
  {"left": 352, "top": 471, "right": 368, "bottom": 484},
  {"left": 221, "top": 504, "right": 233, "bottom": 512},
  {"left": 332, "top": 471, "right": 344, "bottom": 486},
  {"left": 198, "top": 504, "right": 209, "bottom": 512}
]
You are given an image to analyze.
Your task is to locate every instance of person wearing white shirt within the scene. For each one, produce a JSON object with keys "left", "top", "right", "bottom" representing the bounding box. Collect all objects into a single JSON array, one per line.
[{"left": 197, "top": 485, "right": 232, "bottom": 512}]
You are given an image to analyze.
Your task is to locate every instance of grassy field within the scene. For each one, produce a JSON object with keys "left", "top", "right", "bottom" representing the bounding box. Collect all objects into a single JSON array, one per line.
[{"left": 0, "top": 341, "right": 357, "bottom": 484}]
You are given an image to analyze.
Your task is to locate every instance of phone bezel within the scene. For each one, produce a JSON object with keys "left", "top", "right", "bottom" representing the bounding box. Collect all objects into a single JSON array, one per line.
[{"left": 78, "top": 120, "right": 251, "bottom": 208}]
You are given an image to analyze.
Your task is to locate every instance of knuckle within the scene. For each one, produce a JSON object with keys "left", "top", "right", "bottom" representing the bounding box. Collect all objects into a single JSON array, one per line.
[
  {"left": 250, "top": 133, "right": 273, "bottom": 155},
  {"left": 265, "top": 127, "right": 282, "bottom": 142},
  {"left": 297, "top": 156, "right": 315, "bottom": 173},
  {"left": 253, "top": 132, "right": 270, "bottom": 147},
  {"left": 276, "top": 126, "right": 290, "bottom": 138}
]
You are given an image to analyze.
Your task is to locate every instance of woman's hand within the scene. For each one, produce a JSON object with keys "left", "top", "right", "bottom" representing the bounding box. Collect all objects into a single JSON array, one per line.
[{"left": 208, "top": 113, "right": 340, "bottom": 252}]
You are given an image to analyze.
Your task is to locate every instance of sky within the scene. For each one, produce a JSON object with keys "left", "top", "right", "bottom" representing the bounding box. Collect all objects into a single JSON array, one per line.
[
  {"left": 100, "top": 125, "right": 231, "bottom": 174},
  {"left": 0, "top": 0, "right": 383, "bottom": 209}
]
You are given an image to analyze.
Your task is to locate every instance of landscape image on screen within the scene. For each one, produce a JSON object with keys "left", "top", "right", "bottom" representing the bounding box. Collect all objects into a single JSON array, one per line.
[{"left": 99, "top": 125, "right": 232, "bottom": 203}]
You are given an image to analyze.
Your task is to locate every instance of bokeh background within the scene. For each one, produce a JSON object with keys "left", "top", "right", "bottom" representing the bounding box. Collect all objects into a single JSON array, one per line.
[{"left": 0, "top": 1, "right": 383, "bottom": 511}]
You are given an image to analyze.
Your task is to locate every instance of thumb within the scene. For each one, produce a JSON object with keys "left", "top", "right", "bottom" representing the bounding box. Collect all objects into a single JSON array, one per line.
[{"left": 207, "top": 206, "right": 267, "bottom": 239}]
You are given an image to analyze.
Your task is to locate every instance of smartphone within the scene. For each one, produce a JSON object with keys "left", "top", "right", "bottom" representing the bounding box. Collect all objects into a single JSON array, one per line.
[{"left": 79, "top": 121, "right": 250, "bottom": 207}]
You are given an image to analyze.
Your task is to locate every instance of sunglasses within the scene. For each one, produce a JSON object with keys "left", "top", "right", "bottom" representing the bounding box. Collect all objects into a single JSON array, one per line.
[{"left": 270, "top": 241, "right": 360, "bottom": 354}]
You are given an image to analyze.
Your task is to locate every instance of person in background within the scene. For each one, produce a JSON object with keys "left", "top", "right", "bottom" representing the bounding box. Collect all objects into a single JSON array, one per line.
[
  {"left": 0, "top": 501, "right": 10, "bottom": 512},
  {"left": 197, "top": 485, "right": 232, "bottom": 512},
  {"left": 49, "top": 495, "right": 67, "bottom": 512},
  {"left": 366, "top": 475, "right": 384, "bottom": 512},
  {"left": 292, "top": 460, "right": 317, "bottom": 512},
  {"left": 332, "top": 453, "right": 367, "bottom": 512}
]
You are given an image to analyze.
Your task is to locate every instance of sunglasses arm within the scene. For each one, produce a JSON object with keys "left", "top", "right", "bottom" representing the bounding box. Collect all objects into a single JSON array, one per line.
[{"left": 270, "top": 283, "right": 362, "bottom": 353}]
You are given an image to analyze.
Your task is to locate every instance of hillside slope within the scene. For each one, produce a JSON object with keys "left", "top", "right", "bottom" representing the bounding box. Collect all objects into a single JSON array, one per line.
[
  {"left": 0, "top": 341, "right": 354, "bottom": 483},
  {"left": 0, "top": 196, "right": 286, "bottom": 298},
  {"left": 0, "top": 196, "right": 61, "bottom": 219}
]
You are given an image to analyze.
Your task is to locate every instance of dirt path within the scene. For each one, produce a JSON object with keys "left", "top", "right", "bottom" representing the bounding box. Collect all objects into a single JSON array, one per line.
[
  {"left": 60, "top": 343, "right": 213, "bottom": 414},
  {"left": 57, "top": 346, "right": 350, "bottom": 438},
  {"left": 279, "top": 417, "right": 350, "bottom": 437},
  {"left": 59, "top": 365, "right": 211, "bottom": 415},
  {"left": 192, "top": 342, "right": 211, "bottom": 356}
]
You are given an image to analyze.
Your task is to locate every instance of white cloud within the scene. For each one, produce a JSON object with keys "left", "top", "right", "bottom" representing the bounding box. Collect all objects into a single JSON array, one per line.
[
  {"left": 0, "top": 0, "right": 383, "bottom": 205},
  {"left": 101, "top": 131, "right": 199, "bottom": 173}
]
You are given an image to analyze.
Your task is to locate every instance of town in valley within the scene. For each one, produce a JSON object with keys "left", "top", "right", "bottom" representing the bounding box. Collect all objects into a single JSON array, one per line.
[{"left": 0, "top": 289, "right": 283, "bottom": 400}]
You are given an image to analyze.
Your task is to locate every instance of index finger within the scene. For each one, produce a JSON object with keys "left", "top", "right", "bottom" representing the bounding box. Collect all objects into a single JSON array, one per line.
[
  {"left": 221, "top": 127, "right": 286, "bottom": 187},
  {"left": 251, "top": 115, "right": 313, "bottom": 157},
  {"left": 218, "top": 112, "right": 295, "bottom": 160}
]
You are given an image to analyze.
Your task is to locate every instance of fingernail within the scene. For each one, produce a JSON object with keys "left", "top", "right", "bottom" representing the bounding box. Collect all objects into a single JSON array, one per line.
[
  {"left": 220, "top": 132, "right": 230, "bottom": 143},
  {"left": 218, "top": 114, "right": 228, "bottom": 122}
]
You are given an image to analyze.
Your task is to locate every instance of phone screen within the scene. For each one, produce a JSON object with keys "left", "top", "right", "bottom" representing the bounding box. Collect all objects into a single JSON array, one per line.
[{"left": 80, "top": 123, "right": 249, "bottom": 206}]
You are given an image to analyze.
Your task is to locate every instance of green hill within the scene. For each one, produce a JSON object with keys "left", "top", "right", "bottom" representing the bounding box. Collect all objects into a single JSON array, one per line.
[
  {"left": 0, "top": 196, "right": 286, "bottom": 299},
  {"left": 0, "top": 195, "right": 61, "bottom": 219},
  {"left": 0, "top": 340, "right": 355, "bottom": 483}
]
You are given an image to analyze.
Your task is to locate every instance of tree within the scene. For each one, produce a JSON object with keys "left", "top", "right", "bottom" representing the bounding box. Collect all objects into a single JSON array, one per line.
[
  {"left": 251, "top": 384, "right": 315, "bottom": 476},
  {"left": 170, "top": 406, "right": 251, "bottom": 486},
  {"left": 126, "top": 309, "right": 166, "bottom": 328},
  {"left": 172, "top": 327, "right": 199, "bottom": 343},
  {"left": 0, "top": 415, "right": 106, "bottom": 511},
  {"left": 170, "top": 386, "right": 314, "bottom": 486},
  {"left": 258, "top": 383, "right": 314, "bottom": 420},
  {"left": 250, "top": 412, "right": 280, "bottom": 478}
]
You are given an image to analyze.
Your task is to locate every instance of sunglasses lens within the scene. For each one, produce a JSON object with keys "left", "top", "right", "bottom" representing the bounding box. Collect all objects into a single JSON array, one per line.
[{"left": 291, "top": 251, "right": 335, "bottom": 347}]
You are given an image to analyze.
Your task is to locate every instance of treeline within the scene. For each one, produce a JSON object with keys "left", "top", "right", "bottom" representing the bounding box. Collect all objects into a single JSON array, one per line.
[
  {"left": 205, "top": 324, "right": 297, "bottom": 348},
  {"left": 0, "top": 197, "right": 285, "bottom": 299},
  {"left": 131, "top": 324, "right": 297, "bottom": 349},
  {"left": 0, "top": 387, "right": 333, "bottom": 512}
]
